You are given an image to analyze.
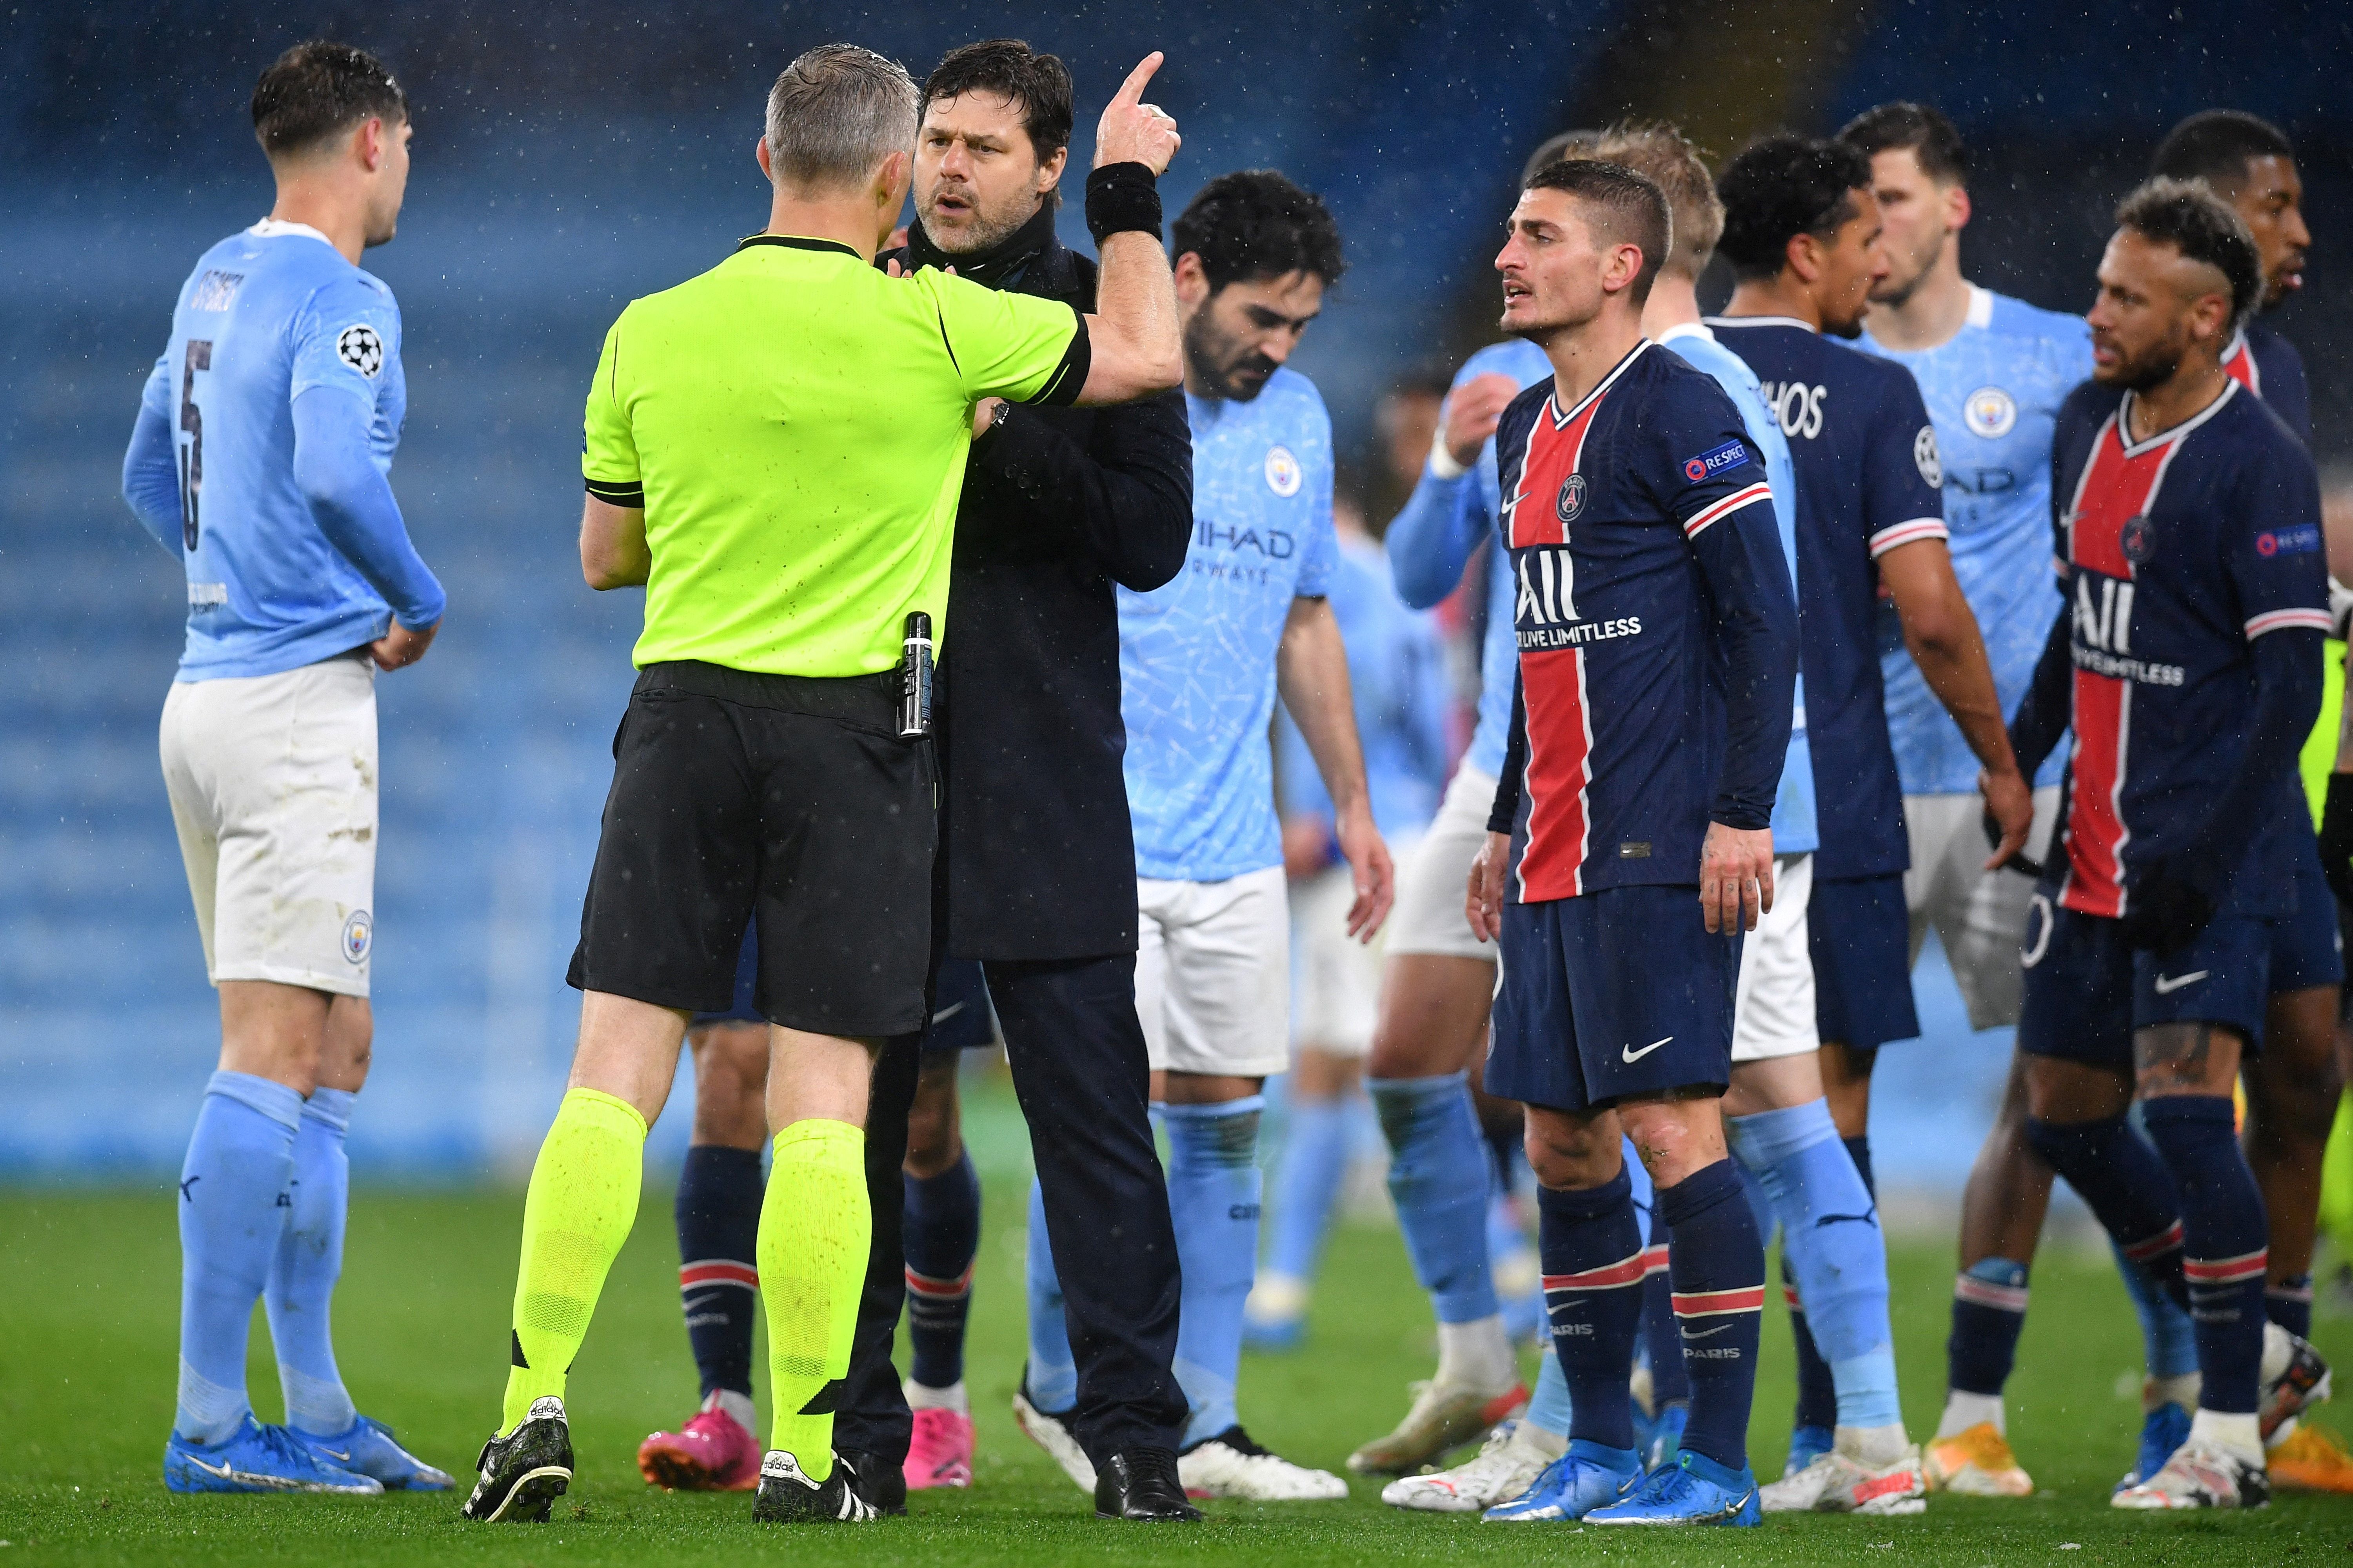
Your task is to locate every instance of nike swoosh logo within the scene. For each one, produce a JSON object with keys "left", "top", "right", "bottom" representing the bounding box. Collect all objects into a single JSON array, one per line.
[
  {"left": 931, "top": 1000, "right": 968, "bottom": 1025},
  {"left": 1680, "top": 1321, "right": 1735, "bottom": 1339},
  {"left": 182, "top": 1454, "right": 236, "bottom": 1480},
  {"left": 317, "top": 1448, "right": 351, "bottom": 1461},
  {"left": 1622, "top": 1036, "right": 1672, "bottom": 1063},
  {"left": 2153, "top": 970, "right": 2210, "bottom": 995}
]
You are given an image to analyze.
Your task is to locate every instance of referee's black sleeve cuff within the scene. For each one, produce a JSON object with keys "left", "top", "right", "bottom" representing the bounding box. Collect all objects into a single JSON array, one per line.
[
  {"left": 585, "top": 477, "right": 645, "bottom": 507},
  {"left": 1023, "top": 306, "right": 1090, "bottom": 408}
]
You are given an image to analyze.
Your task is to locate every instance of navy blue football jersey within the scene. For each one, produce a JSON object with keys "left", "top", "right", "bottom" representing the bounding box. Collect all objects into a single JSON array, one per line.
[
  {"left": 1710, "top": 317, "right": 1947, "bottom": 880},
  {"left": 2048, "top": 379, "right": 2327, "bottom": 920},
  {"left": 2223, "top": 321, "right": 2309, "bottom": 446},
  {"left": 1493, "top": 340, "right": 1797, "bottom": 902}
]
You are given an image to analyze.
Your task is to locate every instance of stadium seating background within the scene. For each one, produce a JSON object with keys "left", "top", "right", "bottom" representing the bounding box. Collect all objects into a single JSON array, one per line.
[{"left": 3, "top": 1, "right": 2347, "bottom": 1178}]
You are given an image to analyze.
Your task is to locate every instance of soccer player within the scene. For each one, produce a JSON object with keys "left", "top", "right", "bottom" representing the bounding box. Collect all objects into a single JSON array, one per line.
[
  {"left": 1019, "top": 170, "right": 1391, "bottom": 1503},
  {"left": 460, "top": 44, "right": 1184, "bottom": 1526},
  {"left": 1708, "top": 134, "right": 2033, "bottom": 1466},
  {"left": 2007, "top": 178, "right": 2328, "bottom": 1510},
  {"left": 1248, "top": 491, "right": 1451, "bottom": 1345},
  {"left": 1464, "top": 157, "right": 1800, "bottom": 1527},
  {"left": 122, "top": 41, "right": 451, "bottom": 1497}
]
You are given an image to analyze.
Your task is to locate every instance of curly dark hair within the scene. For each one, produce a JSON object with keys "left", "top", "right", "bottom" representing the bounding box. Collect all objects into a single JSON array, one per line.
[
  {"left": 2115, "top": 176, "right": 2264, "bottom": 327},
  {"left": 1172, "top": 171, "right": 1346, "bottom": 293},
  {"left": 920, "top": 39, "right": 1074, "bottom": 165},
  {"left": 251, "top": 40, "right": 407, "bottom": 159},
  {"left": 1714, "top": 133, "right": 1873, "bottom": 281}
]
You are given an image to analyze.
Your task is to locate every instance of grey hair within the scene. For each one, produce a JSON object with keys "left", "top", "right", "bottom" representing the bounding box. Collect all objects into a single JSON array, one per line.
[{"left": 764, "top": 44, "right": 918, "bottom": 192}]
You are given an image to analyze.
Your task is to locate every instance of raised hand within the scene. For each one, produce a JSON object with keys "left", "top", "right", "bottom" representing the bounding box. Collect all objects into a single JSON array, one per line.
[{"left": 1094, "top": 52, "right": 1181, "bottom": 175}]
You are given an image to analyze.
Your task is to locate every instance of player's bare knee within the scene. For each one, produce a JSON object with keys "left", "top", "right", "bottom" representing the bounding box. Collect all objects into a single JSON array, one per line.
[
  {"left": 1523, "top": 1105, "right": 1618, "bottom": 1189},
  {"left": 903, "top": 1060, "right": 963, "bottom": 1178}
]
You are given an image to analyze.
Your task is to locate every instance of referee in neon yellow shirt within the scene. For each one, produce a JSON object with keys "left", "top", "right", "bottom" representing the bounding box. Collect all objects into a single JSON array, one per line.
[{"left": 461, "top": 43, "right": 1183, "bottom": 1526}]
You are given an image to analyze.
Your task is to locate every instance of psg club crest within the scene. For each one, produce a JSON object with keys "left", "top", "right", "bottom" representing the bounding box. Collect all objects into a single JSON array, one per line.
[
  {"left": 342, "top": 909, "right": 373, "bottom": 964},
  {"left": 1964, "top": 386, "right": 2017, "bottom": 439},
  {"left": 1263, "top": 445, "right": 1302, "bottom": 497},
  {"left": 1556, "top": 472, "right": 1587, "bottom": 523},
  {"left": 2120, "top": 515, "right": 2156, "bottom": 563}
]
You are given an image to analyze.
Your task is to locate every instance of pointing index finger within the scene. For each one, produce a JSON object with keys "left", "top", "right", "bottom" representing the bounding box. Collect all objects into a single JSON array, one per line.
[{"left": 1111, "top": 51, "right": 1164, "bottom": 108}]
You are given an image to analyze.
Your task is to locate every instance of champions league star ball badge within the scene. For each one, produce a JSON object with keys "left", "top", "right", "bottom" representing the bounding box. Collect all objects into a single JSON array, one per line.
[
  {"left": 1556, "top": 472, "right": 1587, "bottom": 523},
  {"left": 1913, "top": 425, "right": 1943, "bottom": 488},
  {"left": 1264, "top": 445, "right": 1302, "bottom": 497},
  {"left": 342, "top": 910, "right": 373, "bottom": 964},
  {"left": 1964, "top": 385, "right": 2017, "bottom": 439},
  {"left": 336, "top": 324, "right": 385, "bottom": 378}
]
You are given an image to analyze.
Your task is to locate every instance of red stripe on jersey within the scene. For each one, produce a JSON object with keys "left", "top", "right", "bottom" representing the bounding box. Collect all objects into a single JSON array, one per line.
[
  {"left": 1540, "top": 1252, "right": 1648, "bottom": 1291},
  {"left": 680, "top": 1260, "right": 759, "bottom": 1290},
  {"left": 2063, "top": 668, "right": 2130, "bottom": 917},
  {"left": 1502, "top": 389, "right": 1606, "bottom": 549},
  {"left": 1683, "top": 481, "right": 1773, "bottom": 540},
  {"left": 1517, "top": 647, "right": 1593, "bottom": 901},
  {"left": 2221, "top": 330, "right": 2259, "bottom": 397},
  {"left": 1671, "top": 1285, "right": 1766, "bottom": 1318}
]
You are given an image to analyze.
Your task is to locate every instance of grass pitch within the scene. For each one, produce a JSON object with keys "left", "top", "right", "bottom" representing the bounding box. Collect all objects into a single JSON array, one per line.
[{"left": 4, "top": 1110, "right": 2350, "bottom": 1564}]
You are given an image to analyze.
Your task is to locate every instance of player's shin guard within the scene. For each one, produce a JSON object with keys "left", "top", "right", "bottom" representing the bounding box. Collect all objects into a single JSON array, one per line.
[
  {"left": 2142, "top": 1097, "right": 2269, "bottom": 1415},
  {"left": 1729, "top": 1102, "right": 1901, "bottom": 1432},
  {"left": 1022, "top": 1178, "right": 1079, "bottom": 1412},
  {"left": 758, "top": 1119, "right": 869, "bottom": 1480},
  {"left": 903, "top": 1147, "right": 981, "bottom": 1392},
  {"left": 2025, "top": 1114, "right": 2191, "bottom": 1310},
  {"left": 1368, "top": 1074, "right": 1500, "bottom": 1326},
  {"left": 1660, "top": 1159, "right": 1767, "bottom": 1473},
  {"left": 675, "top": 1145, "right": 764, "bottom": 1401},
  {"left": 267, "top": 1086, "right": 358, "bottom": 1437},
  {"left": 1164, "top": 1098, "right": 1265, "bottom": 1446},
  {"left": 176, "top": 1071, "right": 303, "bottom": 1444},
  {"left": 505, "top": 1089, "right": 647, "bottom": 1432},
  {"left": 1947, "top": 1258, "right": 2031, "bottom": 1402},
  {"left": 1536, "top": 1170, "right": 1646, "bottom": 1452}
]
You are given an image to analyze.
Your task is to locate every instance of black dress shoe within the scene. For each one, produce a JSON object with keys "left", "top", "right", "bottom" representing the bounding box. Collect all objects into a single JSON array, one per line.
[
  {"left": 1094, "top": 1446, "right": 1202, "bottom": 1521},
  {"left": 836, "top": 1449, "right": 908, "bottom": 1517}
]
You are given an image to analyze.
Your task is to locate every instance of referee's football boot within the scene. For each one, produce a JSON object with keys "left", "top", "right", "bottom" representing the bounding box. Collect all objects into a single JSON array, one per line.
[
  {"left": 1481, "top": 1439, "right": 1641, "bottom": 1521},
  {"left": 1584, "top": 1449, "right": 1762, "bottom": 1526},
  {"left": 836, "top": 1446, "right": 909, "bottom": 1516},
  {"left": 1177, "top": 1425, "right": 1348, "bottom": 1500},
  {"left": 164, "top": 1413, "right": 384, "bottom": 1495},
  {"left": 460, "top": 1396, "right": 571, "bottom": 1522},
  {"left": 1094, "top": 1447, "right": 1202, "bottom": 1521},
  {"left": 297, "top": 1414, "right": 454, "bottom": 1491},
  {"left": 749, "top": 1450, "right": 881, "bottom": 1523}
]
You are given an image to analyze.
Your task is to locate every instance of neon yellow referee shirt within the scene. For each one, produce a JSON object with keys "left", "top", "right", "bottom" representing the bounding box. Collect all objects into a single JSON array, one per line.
[{"left": 582, "top": 235, "right": 1089, "bottom": 677}]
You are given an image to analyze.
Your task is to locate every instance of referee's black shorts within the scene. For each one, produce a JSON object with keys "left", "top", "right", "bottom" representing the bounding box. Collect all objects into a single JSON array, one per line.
[{"left": 567, "top": 660, "right": 935, "bottom": 1039}]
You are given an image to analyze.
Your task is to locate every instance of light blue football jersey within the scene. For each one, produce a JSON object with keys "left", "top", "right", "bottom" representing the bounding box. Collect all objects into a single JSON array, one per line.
[
  {"left": 1657, "top": 324, "right": 1818, "bottom": 855},
  {"left": 1856, "top": 285, "right": 2091, "bottom": 793},
  {"left": 138, "top": 220, "right": 411, "bottom": 680},
  {"left": 1457, "top": 339, "right": 1552, "bottom": 777},
  {"left": 1121, "top": 367, "right": 1339, "bottom": 882}
]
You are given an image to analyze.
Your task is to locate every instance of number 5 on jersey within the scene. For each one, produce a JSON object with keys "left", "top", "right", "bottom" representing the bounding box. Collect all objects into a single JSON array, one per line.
[{"left": 179, "top": 339, "right": 211, "bottom": 551}]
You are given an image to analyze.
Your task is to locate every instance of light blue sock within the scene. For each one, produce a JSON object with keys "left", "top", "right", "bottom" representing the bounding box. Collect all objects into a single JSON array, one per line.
[
  {"left": 1368, "top": 1073, "right": 1497, "bottom": 1323},
  {"left": 2111, "top": 1236, "right": 2201, "bottom": 1380},
  {"left": 1022, "top": 1176, "right": 1078, "bottom": 1413},
  {"left": 1727, "top": 1099, "right": 1902, "bottom": 1431},
  {"left": 267, "top": 1087, "right": 358, "bottom": 1436},
  {"left": 1165, "top": 1098, "right": 1264, "bottom": 1447},
  {"left": 176, "top": 1070, "right": 302, "bottom": 1445},
  {"left": 1525, "top": 1339, "right": 1574, "bottom": 1437},
  {"left": 1264, "top": 1093, "right": 1352, "bottom": 1287}
]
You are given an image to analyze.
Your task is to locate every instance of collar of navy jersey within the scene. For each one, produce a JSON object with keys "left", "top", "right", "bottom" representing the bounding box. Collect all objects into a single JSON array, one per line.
[
  {"left": 1703, "top": 314, "right": 1814, "bottom": 333},
  {"left": 2115, "top": 377, "right": 2238, "bottom": 459},
  {"left": 1545, "top": 338, "right": 1651, "bottom": 428}
]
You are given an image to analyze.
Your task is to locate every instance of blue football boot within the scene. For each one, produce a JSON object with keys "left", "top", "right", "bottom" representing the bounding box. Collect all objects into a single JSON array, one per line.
[
  {"left": 1644, "top": 1402, "right": 1688, "bottom": 1472},
  {"left": 165, "top": 1413, "right": 384, "bottom": 1494},
  {"left": 298, "top": 1414, "right": 454, "bottom": 1490},
  {"left": 1587, "top": 1448, "right": 1762, "bottom": 1526},
  {"left": 1481, "top": 1439, "right": 1641, "bottom": 1521},
  {"left": 2113, "top": 1400, "right": 2192, "bottom": 1494},
  {"left": 1784, "top": 1423, "right": 1834, "bottom": 1477}
]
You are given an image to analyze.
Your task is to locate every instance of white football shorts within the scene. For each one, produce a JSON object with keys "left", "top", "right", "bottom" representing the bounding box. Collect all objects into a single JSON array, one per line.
[
  {"left": 1731, "top": 852, "right": 1818, "bottom": 1063},
  {"left": 1137, "top": 865, "right": 1292, "bottom": 1077},
  {"left": 1902, "top": 785, "right": 2062, "bottom": 1031},
  {"left": 1384, "top": 763, "right": 1498, "bottom": 962},
  {"left": 1290, "top": 831, "right": 1420, "bottom": 1057}
]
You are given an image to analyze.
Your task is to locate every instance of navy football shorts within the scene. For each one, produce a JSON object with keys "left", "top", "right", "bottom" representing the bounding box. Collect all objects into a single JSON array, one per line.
[
  {"left": 2017, "top": 893, "right": 2271, "bottom": 1069},
  {"left": 922, "top": 958, "right": 998, "bottom": 1054},
  {"left": 2269, "top": 833, "right": 2346, "bottom": 995},
  {"left": 692, "top": 922, "right": 764, "bottom": 1027},
  {"left": 1488, "top": 885, "right": 1739, "bottom": 1113},
  {"left": 1807, "top": 871, "right": 1920, "bottom": 1051}
]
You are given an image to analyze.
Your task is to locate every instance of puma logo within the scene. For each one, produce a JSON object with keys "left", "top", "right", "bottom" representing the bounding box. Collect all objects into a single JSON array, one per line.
[
  {"left": 1815, "top": 1211, "right": 1879, "bottom": 1229},
  {"left": 180, "top": 1176, "right": 201, "bottom": 1201}
]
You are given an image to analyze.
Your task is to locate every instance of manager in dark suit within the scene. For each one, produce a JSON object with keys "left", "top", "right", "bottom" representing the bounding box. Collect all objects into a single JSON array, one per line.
[{"left": 838, "top": 39, "right": 1198, "bottom": 1522}]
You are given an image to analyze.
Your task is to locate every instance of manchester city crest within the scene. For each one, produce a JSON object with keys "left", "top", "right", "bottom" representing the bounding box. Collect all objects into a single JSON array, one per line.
[
  {"left": 1964, "top": 386, "right": 2017, "bottom": 439},
  {"left": 1556, "top": 472, "right": 1587, "bottom": 523},
  {"left": 1264, "top": 445, "right": 1302, "bottom": 497}
]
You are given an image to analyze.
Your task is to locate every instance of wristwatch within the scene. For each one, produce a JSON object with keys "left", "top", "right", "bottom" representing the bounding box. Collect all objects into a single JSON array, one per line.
[{"left": 980, "top": 399, "right": 1013, "bottom": 441}]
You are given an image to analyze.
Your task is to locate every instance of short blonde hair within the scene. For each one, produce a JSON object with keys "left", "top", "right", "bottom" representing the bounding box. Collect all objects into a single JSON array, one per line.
[{"left": 1576, "top": 123, "right": 1726, "bottom": 280}]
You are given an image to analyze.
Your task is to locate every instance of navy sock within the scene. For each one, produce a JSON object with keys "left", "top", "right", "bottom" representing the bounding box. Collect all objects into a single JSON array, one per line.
[
  {"left": 674, "top": 1144, "right": 764, "bottom": 1397},
  {"left": 1536, "top": 1171, "right": 1644, "bottom": 1452},
  {"left": 1948, "top": 1258, "right": 2031, "bottom": 1396},
  {"left": 2268, "top": 1274, "right": 2315, "bottom": 1339},
  {"left": 2024, "top": 1115, "right": 2189, "bottom": 1310},
  {"left": 1785, "top": 1256, "right": 1839, "bottom": 1431},
  {"left": 1640, "top": 1263, "right": 1688, "bottom": 1406},
  {"left": 2142, "top": 1096, "right": 2269, "bottom": 1414},
  {"left": 1842, "top": 1134, "right": 1876, "bottom": 1198},
  {"left": 1661, "top": 1158, "right": 1766, "bottom": 1474},
  {"left": 903, "top": 1148, "right": 981, "bottom": 1390}
]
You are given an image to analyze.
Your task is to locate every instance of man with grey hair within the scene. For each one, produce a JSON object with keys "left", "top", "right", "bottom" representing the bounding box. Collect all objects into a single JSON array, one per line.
[{"left": 461, "top": 42, "right": 1183, "bottom": 1528}]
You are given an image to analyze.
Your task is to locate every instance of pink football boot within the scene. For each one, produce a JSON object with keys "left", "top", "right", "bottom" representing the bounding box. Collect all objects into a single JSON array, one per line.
[
  {"left": 903, "top": 1406, "right": 975, "bottom": 1490},
  {"left": 638, "top": 1397, "right": 761, "bottom": 1492}
]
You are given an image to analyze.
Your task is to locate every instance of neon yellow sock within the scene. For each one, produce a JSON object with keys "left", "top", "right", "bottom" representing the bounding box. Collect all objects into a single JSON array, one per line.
[
  {"left": 759, "top": 1118, "right": 870, "bottom": 1480},
  {"left": 501, "top": 1087, "right": 648, "bottom": 1432}
]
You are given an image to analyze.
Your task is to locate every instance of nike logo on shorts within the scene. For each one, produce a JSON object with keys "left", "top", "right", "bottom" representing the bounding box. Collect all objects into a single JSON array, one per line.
[
  {"left": 1622, "top": 1036, "right": 1672, "bottom": 1063},
  {"left": 2153, "top": 970, "right": 2210, "bottom": 995}
]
